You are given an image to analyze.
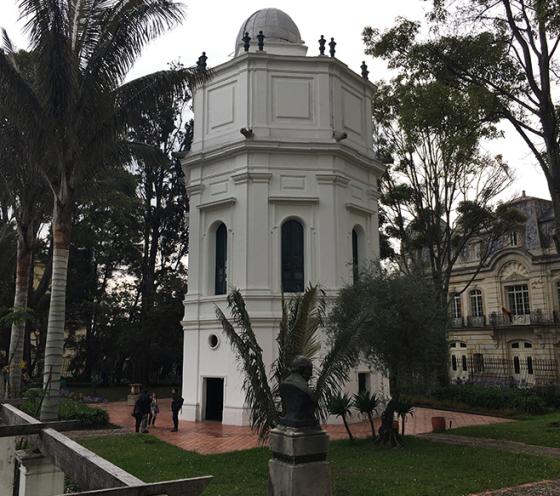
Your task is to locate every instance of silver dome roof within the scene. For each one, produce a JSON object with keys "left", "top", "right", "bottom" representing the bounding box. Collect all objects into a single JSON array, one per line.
[{"left": 236, "top": 8, "right": 302, "bottom": 48}]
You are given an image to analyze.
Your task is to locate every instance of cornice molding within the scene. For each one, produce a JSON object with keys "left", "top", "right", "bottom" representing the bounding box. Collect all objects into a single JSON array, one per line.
[{"left": 196, "top": 197, "right": 236, "bottom": 210}]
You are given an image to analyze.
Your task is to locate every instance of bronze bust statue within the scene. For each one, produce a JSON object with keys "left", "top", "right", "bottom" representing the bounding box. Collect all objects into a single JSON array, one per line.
[{"left": 278, "top": 356, "right": 319, "bottom": 428}]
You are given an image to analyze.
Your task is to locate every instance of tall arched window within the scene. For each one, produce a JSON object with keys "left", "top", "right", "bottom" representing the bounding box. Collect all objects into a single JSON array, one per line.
[
  {"left": 470, "top": 289, "right": 483, "bottom": 317},
  {"left": 215, "top": 223, "right": 227, "bottom": 295},
  {"left": 352, "top": 228, "right": 359, "bottom": 284},
  {"left": 281, "top": 219, "right": 304, "bottom": 293}
]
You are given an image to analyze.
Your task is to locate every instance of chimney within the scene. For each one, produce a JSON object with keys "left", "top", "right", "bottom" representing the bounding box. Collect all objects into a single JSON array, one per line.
[{"left": 522, "top": 190, "right": 526, "bottom": 197}]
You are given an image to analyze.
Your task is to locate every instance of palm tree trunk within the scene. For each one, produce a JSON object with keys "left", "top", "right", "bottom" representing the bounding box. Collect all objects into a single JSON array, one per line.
[
  {"left": 342, "top": 414, "right": 354, "bottom": 441},
  {"left": 367, "top": 412, "right": 376, "bottom": 438},
  {"left": 40, "top": 197, "right": 72, "bottom": 421},
  {"left": 8, "top": 232, "right": 33, "bottom": 398}
]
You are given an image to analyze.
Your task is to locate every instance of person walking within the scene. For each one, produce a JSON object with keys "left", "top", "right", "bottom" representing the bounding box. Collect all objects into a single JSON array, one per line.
[
  {"left": 132, "top": 390, "right": 151, "bottom": 433},
  {"left": 148, "top": 392, "right": 159, "bottom": 427},
  {"left": 171, "top": 388, "right": 184, "bottom": 432}
]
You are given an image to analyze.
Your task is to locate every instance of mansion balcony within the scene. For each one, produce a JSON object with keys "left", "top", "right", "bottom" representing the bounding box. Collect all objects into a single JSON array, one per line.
[{"left": 448, "top": 310, "right": 560, "bottom": 329}]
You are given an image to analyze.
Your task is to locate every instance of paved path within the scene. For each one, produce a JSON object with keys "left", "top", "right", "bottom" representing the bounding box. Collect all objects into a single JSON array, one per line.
[
  {"left": 418, "top": 433, "right": 560, "bottom": 459},
  {"left": 78, "top": 400, "right": 510, "bottom": 454},
  {"left": 470, "top": 480, "right": 560, "bottom": 495}
]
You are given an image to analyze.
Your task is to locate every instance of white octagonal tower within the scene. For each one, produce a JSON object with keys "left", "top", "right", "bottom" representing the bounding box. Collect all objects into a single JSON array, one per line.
[{"left": 181, "top": 8, "right": 387, "bottom": 425}]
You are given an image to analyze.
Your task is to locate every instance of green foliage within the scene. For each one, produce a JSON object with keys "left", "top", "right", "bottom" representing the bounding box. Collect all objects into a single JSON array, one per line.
[
  {"left": 331, "top": 265, "right": 447, "bottom": 397},
  {"left": 21, "top": 389, "right": 109, "bottom": 427},
  {"left": 353, "top": 390, "right": 379, "bottom": 416},
  {"left": 394, "top": 399, "right": 415, "bottom": 435},
  {"left": 366, "top": 0, "right": 560, "bottom": 250},
  {"left": 216, "top": 286, "right": 363, "bottom": 440},
  {"left": 328, "top": 392, "right": 354, "bottom": 441},
  {"left": 81, "top": 434, "right": 560, "bottom": 496},
  {"left": 328, "top": 393, "right": 353, "bottom": 418},
  {"left": 428, "top": 384, "right": 552, "bottom": 415}
]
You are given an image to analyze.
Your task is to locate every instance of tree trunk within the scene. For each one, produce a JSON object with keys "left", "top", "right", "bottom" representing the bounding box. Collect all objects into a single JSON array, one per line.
[
  {"left": 40, "top": 197, "right": 72, "bottom": 421},
  {"left": 7, "top": 233, "right": 33, "bottom": 398},
  {"left": 367, "top": 412, "right": 376, "bottom": 438},
  {"left": 342, "top": 414, "right": 354, "bottom": 441},
  {"left": 401, "top": 415, "right": 405, "bottom": 436}
]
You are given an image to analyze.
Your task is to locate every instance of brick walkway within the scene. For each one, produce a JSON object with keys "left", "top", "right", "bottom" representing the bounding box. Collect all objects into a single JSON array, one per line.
[{"left": 83, "top": 400, "right": 510, "bottom": 455}]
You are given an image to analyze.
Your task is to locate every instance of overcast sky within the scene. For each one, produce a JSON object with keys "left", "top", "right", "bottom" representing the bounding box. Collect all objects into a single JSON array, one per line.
[{"left": 0, "top": 0, "right": 550, "bottom": 201}]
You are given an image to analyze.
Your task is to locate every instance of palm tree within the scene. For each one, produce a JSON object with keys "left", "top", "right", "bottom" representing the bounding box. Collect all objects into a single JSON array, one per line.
[
  {"left": 353, "top": 390, "right": 379, "bottom": 438},
  {"left": 0, "top": 0, "right": 210, "bottom": 420},
  {"left": 216, "top": 286, "right": 363, "bottom": 440},
  {"left": 328, "top": 393, "right": 354, "bottom": 441},
  {"left": 0, "top": 50, "right": 49, "bottom": 397},
  {"left": 394, "top": 399, "right": 414, "bottom": 436}
]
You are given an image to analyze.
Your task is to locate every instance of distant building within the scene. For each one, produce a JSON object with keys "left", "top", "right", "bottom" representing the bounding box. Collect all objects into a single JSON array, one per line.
[{"left": 447, "top": 192, "right": 560, "bottom": 386}]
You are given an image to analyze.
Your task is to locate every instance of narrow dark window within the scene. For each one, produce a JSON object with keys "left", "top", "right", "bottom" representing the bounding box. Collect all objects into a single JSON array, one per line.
[
  {"left": 527, "top": 356, "right": 534, "bottom": 375},
  {"left": 461, "top": 355, "right": 467, "bottom": 372},
  {"left": 281, "top": 220, "right": 304, "bottom": 292},
  {"left": 358, "top": 372, "right": 368, "bottom": 393},
  {"left": 451, "top": 355, "right": 457, "bottom": 371},
  {"left": 352, "top": 228, "right": 359, "bottom": 284},
  {"left": 215, "top": 223, "right": 227, "bottom": 295},
  {"left": 513, "top": 356, "right": 520, "bottom": 374}
]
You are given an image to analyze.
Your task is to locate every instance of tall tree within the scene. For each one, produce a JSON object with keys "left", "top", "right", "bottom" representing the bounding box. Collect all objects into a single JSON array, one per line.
[
  {"left": 127, "top": 82, "right": 192, "bottom": 384},
  {"left": 330, "top": 266, "right": 447, "bottom": 446},
  {"left": 375, "top": 2, "right": 560, "bottom": 248},
  {"left": 363, "top": 30, "right": 524, "bottom": 305},
  {"left": 0, "top": 0, "right": 209, "bottom": 420},
  {"left": 0, "top": 48, "right": 49, "bottom": 397}
]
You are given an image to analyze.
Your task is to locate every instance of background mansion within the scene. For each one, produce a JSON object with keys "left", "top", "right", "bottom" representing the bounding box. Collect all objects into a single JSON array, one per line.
[{"left": 448, "top": 192, "right": 560, "bottom": 386}]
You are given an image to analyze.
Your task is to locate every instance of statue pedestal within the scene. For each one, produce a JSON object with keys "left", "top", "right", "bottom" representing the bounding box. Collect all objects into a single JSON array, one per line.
[{"left": 268, "top": 426, "right": 332, "bottom": 496}]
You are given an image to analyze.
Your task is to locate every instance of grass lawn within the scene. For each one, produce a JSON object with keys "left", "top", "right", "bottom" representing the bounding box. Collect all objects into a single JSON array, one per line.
[
  {"left": 81, "top": 434, "right": 560, "bottom": 496},
  {"left": 449, "top": 413, "right": 560, "bottom": 448}
]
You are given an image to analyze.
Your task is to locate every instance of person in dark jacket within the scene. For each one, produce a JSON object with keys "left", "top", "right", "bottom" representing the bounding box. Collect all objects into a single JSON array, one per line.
[
  {"left": 171, "top": 388, "right": 184, "bottom": 432},
  {"left": 132, "top": 390, "right": 152, "bottom": 433}
]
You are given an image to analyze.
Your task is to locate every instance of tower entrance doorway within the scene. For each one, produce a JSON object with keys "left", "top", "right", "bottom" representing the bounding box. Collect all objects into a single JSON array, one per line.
[{"left": 204, "top": 378, "right": 224, "bottom": 421}]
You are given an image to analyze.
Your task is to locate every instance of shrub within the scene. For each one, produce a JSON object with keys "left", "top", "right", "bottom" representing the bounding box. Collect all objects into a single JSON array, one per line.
[
  {"left": 20, "top": 389, "right": 109, "bottom": 428},
  {"left": 407, "top": 384, "right": 554, "bottom": 415}
]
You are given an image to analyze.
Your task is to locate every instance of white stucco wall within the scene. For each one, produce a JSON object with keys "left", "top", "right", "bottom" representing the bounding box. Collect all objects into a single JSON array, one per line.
[{"left": 181, "top": 32, "right": 387, "bottom": 425}]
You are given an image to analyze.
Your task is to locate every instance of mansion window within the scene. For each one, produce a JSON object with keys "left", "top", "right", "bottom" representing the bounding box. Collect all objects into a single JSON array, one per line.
[
  {"left": 473, "top": 353, "right": 484, "bottom": 373},
  {"left": 215, "top": 223, "right": 228, "bottom": 295},
  {"left": 509, "top": 231, "right": 519, "bottom": 246},
  {"left": 282, "top": 219, "right": 304, "bottom": 293},
  {"left": 506, "top": 284, "right": 530, "bottom": 315},
  {"left": 450, "top": 293, "right": 462, "bottom": 319},
  {"left": 470, "top": 289, "right": 484, "bottom": 317}
]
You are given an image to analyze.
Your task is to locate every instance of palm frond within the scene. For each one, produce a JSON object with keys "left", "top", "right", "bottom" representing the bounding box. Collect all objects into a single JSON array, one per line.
[
  {"left": 112, "top": 66, "right": 212, "bottom": 128},
  {"left": 84, "top": 0, "right": 186, "bottom": 91},
  {"left": 271, "top": 285, "right": 323, "bottom": 398},
  {"left": 0, "top": 51, "right": 45, "bottom": 136},
  {"left": 314, "top": 310, "right": 366, "bottom": 421},
  {"left": 216, "top": 290, "right": 277, "bottom": 441},
  {"left": 1, "top": 28, "right": 16, "bottom": 55}
]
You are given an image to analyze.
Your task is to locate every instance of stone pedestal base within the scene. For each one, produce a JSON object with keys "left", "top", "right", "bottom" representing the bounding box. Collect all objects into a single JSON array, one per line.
[
  {"left": 126, "top": 394, "right": 139, "bottom": 406},
  {"left": 16, "top": 450, "right": 65, "bottom": 496},
  {"left": 268, "top": 427, "right": 332, "bottom": 496}
]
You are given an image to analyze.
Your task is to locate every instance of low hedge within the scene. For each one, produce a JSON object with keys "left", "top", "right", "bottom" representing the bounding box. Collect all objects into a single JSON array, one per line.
[
  {"left": 21, "top": 389, "right": 109, "bottom": 428},
  {"left": 404, "top": 384, "right": 560, "bottom": 415}
]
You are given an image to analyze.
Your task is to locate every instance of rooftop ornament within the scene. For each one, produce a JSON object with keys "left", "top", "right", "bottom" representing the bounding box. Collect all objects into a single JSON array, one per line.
[
  {"left": 242, "top": 31, "right": 251, "bottom": 52},
  {"left": 196, "top": 52, "right": 208, "bottom": 70},
  {"left": 318, "top": 35, "right": 326, "bottom": 55},
  {"left": 329, "top": 37, "right": 336, "bottom": 57},
  {"left": 257, "top": 30, "right": 265, "bottom": 51},
  {"left": 361, "top": 61, "right": 369, "bottom": 80}
]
